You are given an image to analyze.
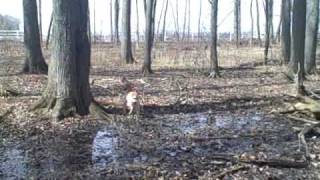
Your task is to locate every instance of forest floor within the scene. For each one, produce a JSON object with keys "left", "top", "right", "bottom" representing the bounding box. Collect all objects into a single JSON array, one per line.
[{"left": 0, "top": 41, "right": 320, "bottom": 179}]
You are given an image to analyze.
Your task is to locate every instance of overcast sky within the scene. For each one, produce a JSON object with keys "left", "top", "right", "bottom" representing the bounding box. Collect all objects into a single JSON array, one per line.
[{"left": 0, "top": 0, "right": 281, "bottom": 36}]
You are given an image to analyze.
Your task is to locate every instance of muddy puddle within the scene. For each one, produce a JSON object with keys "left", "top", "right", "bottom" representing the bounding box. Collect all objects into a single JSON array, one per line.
[{"left": 0, "top": 112, "right": 299, "bottom": 178}]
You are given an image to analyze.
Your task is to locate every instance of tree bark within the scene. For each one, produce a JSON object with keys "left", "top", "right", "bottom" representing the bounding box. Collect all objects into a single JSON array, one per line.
[
  {"left": 142, "top": 0, "right": 156, "bottom": 75},
  {"left": 281, "top": 0, "right": 291, "bottom": 64},
  {"left": 34, "top": 0, "right": 92, "bottom": 120},
  {"left": 269, "top": 0, "right": 274, "bottom": 40},
  {"left": 114, "top": 0, "right": 120, "bottom": 43},
  {"left": 121, "top": 0, "right": 134, "bottom": 64},
  {"left": 38, "top": 0, "right": 42, "bottom": 42},
  {"left": 264, "top": 0, "right": 271, "bottom": 65},
  {"left": 22, "top": 0, "right": 48, "bottom": 74},
  {"left": 304, "top": 0, "right": 319, "bottom": 74},
  {"left": 209, "top": 0, "right": 219, "bottom": 78},
  {"left": 256, "top": 0, "right": 262, "bottom": 46},
  {"left": 289, "top": 0, "right": 306, "bottom": 93},
  {"left": 234, "top": 0, "right": 241, "bottom": 47}
]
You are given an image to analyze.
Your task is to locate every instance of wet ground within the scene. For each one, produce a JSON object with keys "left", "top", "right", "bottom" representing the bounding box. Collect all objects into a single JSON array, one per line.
[{"left": 0, "top": 42, "right": 320, "bottom": 179}]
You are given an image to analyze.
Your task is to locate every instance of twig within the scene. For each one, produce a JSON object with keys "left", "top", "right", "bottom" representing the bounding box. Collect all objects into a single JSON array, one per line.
[{"left": 239, "top": 159, "right": 308, "bottom": 168}]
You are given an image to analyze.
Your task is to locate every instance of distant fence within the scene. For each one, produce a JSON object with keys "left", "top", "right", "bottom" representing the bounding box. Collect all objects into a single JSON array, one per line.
[{"left": 0, "top": 30, "right": 23, "bottom": 41}]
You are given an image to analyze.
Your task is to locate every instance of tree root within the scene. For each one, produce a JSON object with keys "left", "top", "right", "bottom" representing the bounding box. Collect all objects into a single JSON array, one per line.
[
  {"left": 208, "top": 71, "right": 221, "bottom": 78},
  {"left": 298, "top": 122, "right": 320, "bottom": 158},
  {"left": 90, "top": 100, "right": 112, "bottom": 120},
  {"left": 0, "top": 87, "right": 19, "bottom": 97},
  {"left": 239, "top": 159, "right": 308, "bottom": 168}
]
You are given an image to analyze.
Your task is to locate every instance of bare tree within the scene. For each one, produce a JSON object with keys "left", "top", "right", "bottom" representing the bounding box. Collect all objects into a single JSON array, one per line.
[
  {"left": 187, "top": 0, "right": 191, "bottom": 40},
  {"left": 110, "top": 0, "right": 114, "bottom": 42},
  {"left": 304, "top": 0, "right": 319, "bottom": 74},
  {"left": 290, "top": 0, "right": 306, "bottom": 95},
  {"left": 198, "top": 0, "right": 202, "bottom": 41},
  {"left": 256, "top": 0, "right": 262, "bottom": 46},
  {"left": 234, "top": 0, "right": 241, "bottom": 47},
  {"left": 156, "top": 0, "right": 165, "bottom": 40},
  {"left": 136, "top": 0, "right": 140, "bottom": 44},
  {"left": 250, "top": 0, "right": 254, "bottom": 46},
  {"left": 160, "top": 0, "right": 169, "bottom": 41},
  {"left": 269, "top": 0, "right": 274, "bottom": 40},
  {"left": 33, "top": 0, "right": 94, "bottom": 119},
  {"left": 281, "top": 0, "right": 291, "bottom": 64},
  {"left": 264, "top": 0, "right": 271, "bottom": 65},
  {"left": 209, "top": 0, "right": 219, "bottom": 78},
  {"left": 93, "top": 0, "right": 96, "bottom": 42},
  {"left": 142, "top": 0, "right": 156, "bottom": 75},
  {"left": 182, "top": 0, "right": 188, "bottom": 40},
  {"left": 114, "top": 0, "right": 120, "bottom": 43},
  {"left": 45, "top": 13, "right": 53, "bottom": 49},
  {"left": 121, "top": 0, "right": 134, "bottom": 64},
  {"left": 22, "top": 0, "right": 47, "bottom": 74}
]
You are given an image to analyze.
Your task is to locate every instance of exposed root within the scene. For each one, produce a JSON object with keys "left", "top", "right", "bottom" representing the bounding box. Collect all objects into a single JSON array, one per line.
[
  {"left": 208, "top": 71, "right": 221, "bottom": 78},
  {"left": 90, "top": 100, "right": 112, "bottom": 120},
  {"left": 0, "top": 85, "right": 19, "bottom": 97},
  {"left": 298, "top": 122, "right": 320, "bottom": 158}
]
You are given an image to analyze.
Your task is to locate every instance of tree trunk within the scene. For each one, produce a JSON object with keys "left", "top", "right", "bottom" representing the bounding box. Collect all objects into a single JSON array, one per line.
[
  {"left": 38, "top": 0, "right": 42, "bottom": 42},
  {"left": 187, "top": 0, "right": 191, "bottom": 41},
  {"left": 136, "top": 0, "right": 140, "bottom": 45},
  {"left": 275, "top": 17, "right": 282, "bottom": 43},
  {"left": 175, "top": 0, "right": 180, "bottom": 41},
  {"left": 156, "top": 0, "right": 165, "bottom": 41},
  {"left": 22, "top": 0, "right": 48, "bottom": 74},
  {"left": 264, "top": 0, "right": 271, "bottom": 65},
  {"left": 289, "top": 0, "right": 306, "bottom": 91},
  {"left": 160, "top": 0, "right": 168, "bottom": 42},
  {"left": 110, "top": 0, "right": 114, "bottom": 42},
  {"left": 151, "top": 0, "right": 157, "bottom": 44},
  {"left": 256, "top": 0, "right": 262, "bottom": 46},
  {"left": 142, "top": 0, "right": 156, "bottom": 75},
  {"left": 209, "top": 0, "right": 219, "bottom": 78},
  {"left": 304, "top": 0, "right": 319, "bottom": 74},
  {"left": 45, "top": 13, "right": 53, "bottom": 49},
  {"left": 121, "top": 0, "right": 134, "bottom": 64},
  {"left": 198, "top": 0, "right": 202, "bottom": 42},
  {"left": 234, "top": 0, "right": 241, "bottom": 47},
  {"left": 281, "top": 0, "right": 291, "bottom": 64},
  {"left": 182, "top": 0, "right": 188, "bottom": 41},
  {"left": 250, "top": 0, "right": 254, "bottom": 46},
  {"left": 269, "top": 0, "right": 274, "bottom": 40},
  {"left": 114, "top": 0, "right": 120, "bottom": 43},
  {"left": 93, "top": 0, "right": 96, "bottom": 42},
  {"left": 34, "top": 0, "right": 92, "bottom": 120}
]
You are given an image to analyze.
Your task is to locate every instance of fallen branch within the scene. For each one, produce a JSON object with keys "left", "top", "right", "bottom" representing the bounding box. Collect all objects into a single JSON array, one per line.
[
  {"left": 213, "top": 165, "right": 249, "bottom": 179},
  {"left": 287, "top": 115, "right": 319, "bottom": 124},
  {"left": 239, "top": 159, "right": 308, "bottom": 168}
]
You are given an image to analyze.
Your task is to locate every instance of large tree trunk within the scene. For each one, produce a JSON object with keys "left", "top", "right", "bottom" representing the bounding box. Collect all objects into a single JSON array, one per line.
[
  {"left": 121, "top": 0, "right": 134, "bottom": 64},
  {"left": 256, "top": 0, "right": 262, "bottom": 46},
  {"left": 209, "top": 0, "right": 219, "bottom": 78},
  {"left": 142, "top": 0, "right": 156, "bottom": 75},
  {"left": 34, "top": 0, "right": 92, "bottom": 119},
  {"left": 114, "top": 0, "right": 120, "bottom": 43},
  {"left": 281, "top": 0, "right": 291, "bottom": 64},
  {"left": 304, "top": 0, "right": 319, "bottom": 74},
  {"left": 110, "top": 0, "right": 114, "bottom": 42},
  {"left": 264, "top": 0, "right": 271, "bottom": 65},
  {"left": 289, "top": 0, "right": 306, "bottom": 95},
  {"left": 22, "top": 0, "right": 48, "bottom": 74},
  {"left": 234, "top": 0, "right": 241, "bottom": 47},
  {"left": 160, "top": 0, "right": 168, "bottom": 42}
]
